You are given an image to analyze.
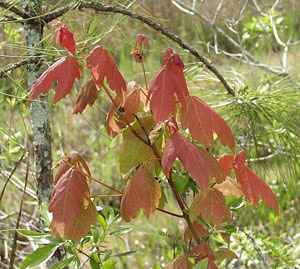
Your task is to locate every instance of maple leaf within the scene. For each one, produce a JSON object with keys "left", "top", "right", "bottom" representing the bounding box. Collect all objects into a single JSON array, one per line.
[
  {"left": 166, "top": 256, "right": 194, "bottom": 269},
  {"left": 161, "top": 132, "right": 209, "bottom": 191},
  {"left": 54, "top": 152, "right": 91, "bottom": 185},
  {"left": 135, "top": 34, "right": 149, "bottom": 49},
  {"left": 215, "top": 177, "right": 243, "bottom": 198},
  {"left": 123, "top": 82, "right": 147, "bottom": 122},
  {"left": 64, "top": 201, "right": 97, "bottom": 241},
  {"left": 119, "top": 116, "right": 162, "bottom": 174},
  {"left": 184, "top": 220, "right": 208, "bottom": 243},
  {"left": 106, "top": 104, "right": 124, "bottom": 138},
  {"left": 214, "top": 248, "right": 238, "bottom": 261},
  {"left": 198, "top": 147, "right": 224, "bottom": 184},
  {"left": 26, "top": 56, "right": 81, "bottom": 106},
  {"left": 235, "top": 165, "right": 279, "bottom": 214},
  {"left": 218, "top": 154, "right": 234, "bottom": 182},
  {"left": 49, "top": 168, "right": 90, "bottom": 239},
  {"left": 55, "top": 24, "right": 76, "bottom": 56},
  {"left": 189, "top": 188, "right": 231, "bottom": 228},
  {"left": 148, "top": 49, "right": 189, "bottom": 123},
  {"left": 121, "top": 164, "right": 161, "bottom": 221},
  {"left": 87, "top": 46, "right": 126, "bottom": 105},
  {"left": 181, "top": 95, "right": 235, "bottom": 152},
  {"left": 190, "top": 243, "right": 217, "bottom": 268},
  {"left": 73, "top": 78, "right": 99, "bottom": 114}
]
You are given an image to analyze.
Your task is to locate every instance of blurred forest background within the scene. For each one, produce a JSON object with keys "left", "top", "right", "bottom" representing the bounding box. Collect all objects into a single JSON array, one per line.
[{"left": 1, "top": 0, "right": 300, "bottom": 268}]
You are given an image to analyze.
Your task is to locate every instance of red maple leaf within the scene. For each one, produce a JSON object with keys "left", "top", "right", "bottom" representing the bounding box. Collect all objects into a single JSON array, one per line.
[
  {"left": 189, "top": 188, "right": 231, "bottom": 228},
  {"left": 26, "top": 56, "right": 81, "bottom": 106},
  {"left": 184, "top": 220, "right": 208, "bottom": 243},
  {"left": 55, "top": 24, "right": 76, "bottom": 56},
  {"left": 49, "top": 168, "right": 90, "bottom": 239},
  {"left": 166, "top": 256, "right": 194, "bottom": 269},
  {"left": 218, "top": 153, "right": 234, "bottom": 182},
  {"left": 73, "top": 78, "right": 99, "bottom": 114},
  {"left": 161, "top": 132, "right": 209, "bottom": 191},
  {"left": 190, "top": 243, "right": 217, "bottom": 267},
  {"left": 87, "top": 46, "right": 127, "bottom": 105},
  {"left": 148, "top": 49, "right": 189, "bottom": 123},
  {"left": 135, "top": 34, "right": 149, "bottom": 49},
  {"left": 54, "top": 152, "right": 91, "bottom": 185},
  {"left": 181, "top": 95, "right": 235, "bottom": 152},
  {"left": 121, "top": 164, "right": 161, "bottom": 222},
  {"left": 235, "top": 165, "right": 279, "bottom": 214}
]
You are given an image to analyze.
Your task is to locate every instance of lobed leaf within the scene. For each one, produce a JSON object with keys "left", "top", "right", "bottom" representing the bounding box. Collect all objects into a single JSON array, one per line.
[
  {"left": 215, "top": 177, "right": 243, "bottom": 198},
  {"left": 184, "top": 220, "right": 208, "bottom": 243},
  {"left": 87, "top": 46, "right": 126, "bottom": 105},
  {"left": 121, "top": 164, "right": 161, "bottom": 221},
  {"left": 189, "top": 188, "right": 231, "bottom": 228},
  {"left": 26, "top": 56, "right": 81, "bottom": 106},
  {"left": 181, "top": 95, "right": 235, "bottom": 152},
  {"left": 214, "top": 248, "right": 238, "bottom": 261},
  {"left": 55, "top": 24, "right": 76, "bottom": 56},
  {"left": 49, "top": 168, "right": 90, "bottom": 239},
  {"left": 161, "top": 132, "right": 209, "bottom": 191},
  {"left": 166, "top": 256, "right": 194, "bottom": 269},
  {"left": 73, "top": 78, "right": 99, "bottom": 114},
  {"left": 119, "top": 116, "right": 162, "bottom": 174},
  {"left": 235, "top": 165, "right": 279, "bottom": 214}
]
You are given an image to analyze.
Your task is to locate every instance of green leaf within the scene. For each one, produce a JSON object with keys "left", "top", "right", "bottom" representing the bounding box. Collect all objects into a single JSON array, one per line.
[
  {"left": 97, "top": 215, "right": 108, "bottom": 231},
  {"left": 40, "top": 201, "right": 51, "bottom": 226},
  {"left": 90, "top": 258, "right": 100, "bottom": 269},
  {"left": 193, "top": 258, "right": 208, "bottom": 268},
  {"left": 92, "top": 226, "right": 100, "bottom": 243},
  {"left": 103, "top": 250, "right": 112, "bottom": 262},
  {"left": 113, "top": 250, "right": 137, "bottom": 257},
  {"left": 119, "top": 116, "right": 162, "bottom": 174},
  {"left": 17, "top": 229, "right": 49, "bottom": 238},
  {"left": 224, "top": 225, "right": 237, "bottom": 233},
  {"left": 49, "top": 256, "right": 75, "bottom": 269},
  {"left": 20, "top": 244, "right": 59, "bottom": 269},
  {"left": 103, "top": 260, "right": 117, "bottom": 269},
  {"left": 173, "top": 173, "right": 189, "bottom": 194},
  {"left": 110, "top": 227, "right": 133, "bottom": 236}
]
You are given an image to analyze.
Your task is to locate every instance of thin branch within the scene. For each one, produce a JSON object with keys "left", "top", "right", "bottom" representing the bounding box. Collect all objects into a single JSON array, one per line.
[
  {"left": 0, "top": 1, "right": 30, "bottom": 19},
  {"left": 156, "top": 208, "right": 184, "bottom": 218},
  {"left": 240, "top": 227, "right": 271, "bottom": 269},
  {"left": 0, "top": 153, "right": 25, "bottom": 203},
  {"left": 36, "top": 1, "right": 235, "bottom": 96},
  {"left": 9, "top": 157, "right": 29, "bottom": 269},
  {"left": 0, "top": 57, "right": 43, "bottom": 79}
]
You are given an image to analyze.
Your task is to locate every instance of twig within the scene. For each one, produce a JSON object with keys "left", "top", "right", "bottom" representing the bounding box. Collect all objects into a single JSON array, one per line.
[
  {"left": 12, "top": 0, "right": 236, "bottom": 96},
  {"left": 0, "top": 57, "right": 43, "bottom": 79},
  {"left": 9, "top": 157, "right": 29, "bottom": 269},
  {"left": 240, "top": 227, "right": 271, "bottom": 269},
  {"left": 0, "top": 1, "right": 30, "bottom": 19},
  {"left": 0, "top": 153, "right": 25, "bottom": 203},
  {"left": 156, "top": 208, "right": 184, "bottom": 218}
]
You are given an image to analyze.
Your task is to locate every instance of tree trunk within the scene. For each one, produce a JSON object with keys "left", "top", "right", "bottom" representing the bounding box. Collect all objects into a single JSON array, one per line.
[{"left": 23, "top": 0, "right": 64, "bottom": 265}]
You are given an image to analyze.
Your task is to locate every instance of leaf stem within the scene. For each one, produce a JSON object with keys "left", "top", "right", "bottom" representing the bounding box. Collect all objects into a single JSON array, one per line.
[
  {"left": 156, "top": 208, "right": 184, "bottom": 218},
  {"left": 141, "top": 59, "right": 148, "bottom": 92},
  {"left": 91, "top": 194, "right": 122, "bottom": 198}
]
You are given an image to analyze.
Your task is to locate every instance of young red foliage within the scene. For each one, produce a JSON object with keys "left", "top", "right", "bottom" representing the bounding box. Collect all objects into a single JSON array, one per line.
[
  {"left": 214, "top": 248, "right": 238, "bottom": 261},
  {"left": 87, "top": 46, "right": 127, "bottom": 105},
  {"left": 198, "top": 147, "right": 224, "bottom": 184},
  {"left": 234, "top": 150, "right": 245, "bottom": 168},
  {"left": 215, "top": 177, "right": 243, "bottom": 198},
  {"left": 73, "top": 78, "right": 99, "bottom": 114},
  {"left": 161, "top": 132, "right": 209, "bottom": 191},
  {"left": 64, "top": 201, "right": 97, "bottom": 241},
  {"left": 235, "top": 165, "right": 279, "bottom": 214},
  {"left": 26, "top": 56, "right": 81, "bottom": 106},
  {"left": 166, "top": 256, "right": 194, "bottom": 269},
  {"left": 106, "top": 104, "right": 124, "bottom": 138},
  {"left": 218, "top": 153, "right": 234, "bottom": 181},
  {"left": 55, "top": 24, "right": 76, "bottom": 56},
  {"left": 49, "top": 168, "right": 90, "bottom": 239},
  {"left": 189, "top": 188, "right": 231, "bottom": 228},
  {"left": 190, "top": 243, "right": 217, "bottom": 268},
  {"left": 135, "top": 34, "right": 149, "bottom": 50},
  {"left": 181, "top": 95, "right": 235, "bottom": 152},
  {"left": 121, "top": 164, "right": 161, "bottom": 221},
  {"left": 184, "top": 220, "right": 208, "bottom": 243},
  {"left": 148, "top": 49, "right": 188, "bottom": 123},
  {"left": 54, "top": 152, "right": 91, "bottom": 185}
]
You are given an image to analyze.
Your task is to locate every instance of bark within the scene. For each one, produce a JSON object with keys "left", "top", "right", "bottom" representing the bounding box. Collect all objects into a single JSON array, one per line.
[{"left": 23, "top": 0, "right": 64, "bottom": 266}]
